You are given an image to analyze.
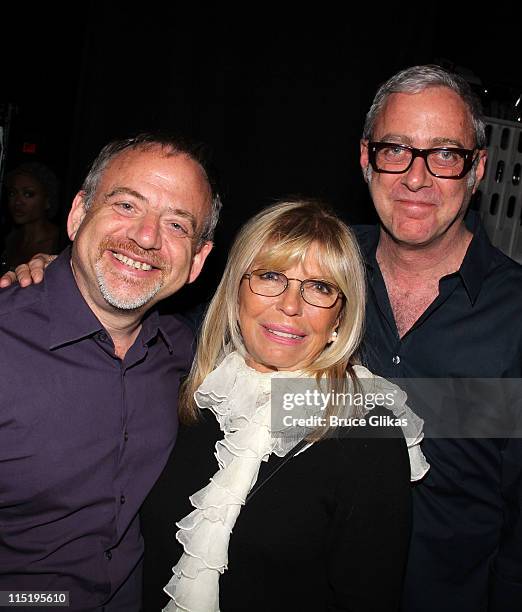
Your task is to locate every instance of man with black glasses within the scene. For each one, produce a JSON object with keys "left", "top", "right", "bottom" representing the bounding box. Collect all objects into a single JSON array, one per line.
[{"left": 358, "top": 65, "right": 522, "bottom": 612}]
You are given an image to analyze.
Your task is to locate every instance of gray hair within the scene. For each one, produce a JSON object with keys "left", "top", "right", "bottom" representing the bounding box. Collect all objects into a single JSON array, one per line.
[
  {"left": 80, "top": 133, "right": 222, "bottom": 247},
  {"left": 362, "top": 65, "right": 486, "bottom": 149}
]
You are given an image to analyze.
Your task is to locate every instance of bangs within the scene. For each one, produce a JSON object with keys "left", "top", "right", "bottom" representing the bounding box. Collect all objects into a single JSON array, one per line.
[
  {"left": 254, "top": 236, "right": 310, "bottom": 271},
  {"left": 253, "top": 234, "right": 346, "bottom": 286}
]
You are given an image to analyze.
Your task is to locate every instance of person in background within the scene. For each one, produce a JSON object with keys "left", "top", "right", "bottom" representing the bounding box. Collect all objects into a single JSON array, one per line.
[
  {"left": 1, "top": 162, "right": 61, "bottom": 273},
  {"left": 357, "top": 64, "right": 522, "bottom": 612}
]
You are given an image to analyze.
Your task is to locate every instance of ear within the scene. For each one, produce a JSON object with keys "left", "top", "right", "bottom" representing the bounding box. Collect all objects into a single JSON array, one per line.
[
  {"left": 187, "top": 241, "right": 213, "bottom": 284},
  {"left": 472, "top": 150, "right": 488, "bottom": 194},
  {"left": 360, "top": 140, "right": 370, "bottom": 182},
  {"left": 67, "top": 192, "right": 88, "bottom": 240}
]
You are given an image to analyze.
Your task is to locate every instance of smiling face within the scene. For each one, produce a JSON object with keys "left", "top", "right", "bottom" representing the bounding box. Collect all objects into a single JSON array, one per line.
[
  {"left": 238, "top": 245, "right": 342, "bottom": 372},
  {"left": 67, "top": 146, "right": 213, "bottom": 316},
  {"left": 7, "top": 174, "right": 49, "bottom": 225},
  {"left": 360, "top": 87, "right": 486, "bottom": 247}
]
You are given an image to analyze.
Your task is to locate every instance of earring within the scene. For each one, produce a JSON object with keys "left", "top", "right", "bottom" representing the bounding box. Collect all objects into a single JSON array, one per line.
[{"left": 330, "top": 330, "right": 338, "bottom": 342}]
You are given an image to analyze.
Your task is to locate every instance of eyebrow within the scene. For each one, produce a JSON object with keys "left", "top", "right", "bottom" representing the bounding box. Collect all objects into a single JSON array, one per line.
[
  {"left": 105, "top": 188, "right": 197, "bottom": 230},
  {"left": 430, "top": 137, "right": 467, "bottom": 148},
  {"left": 255, "top": 266, "right": 338, "bottom": 284},
  {"left": 166, "top": 208, "right": 197, "bottom": 231},
  {"left": 105, "top": 187, "right": 147, "bottom": 202},
  {"left": 307, "top": 275, "right": 338, "bottom": 286},
  {"left": 378, "top": 134, "right": 467, "bottom": 148}
]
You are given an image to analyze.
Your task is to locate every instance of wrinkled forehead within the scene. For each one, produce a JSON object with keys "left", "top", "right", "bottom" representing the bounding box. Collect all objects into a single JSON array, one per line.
[
  {"left": 103, "top": 146, "right": 208, "bottom": 184},
  {"left": 375, "top": 87, "right": 475, "bottom": 147},
  {"left": 98, "top": 148, "right": 212, "bottom": 219}
]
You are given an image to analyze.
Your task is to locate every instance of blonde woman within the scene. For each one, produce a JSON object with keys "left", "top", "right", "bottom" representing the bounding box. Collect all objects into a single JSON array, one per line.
[{"left": 141, "top": 200, "right": 427, "bottom": 611}]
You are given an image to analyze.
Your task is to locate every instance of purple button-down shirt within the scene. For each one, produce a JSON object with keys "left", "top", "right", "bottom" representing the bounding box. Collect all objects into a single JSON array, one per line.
[{"left": 0, "top": 248, "right": 193, "bottom": 609}]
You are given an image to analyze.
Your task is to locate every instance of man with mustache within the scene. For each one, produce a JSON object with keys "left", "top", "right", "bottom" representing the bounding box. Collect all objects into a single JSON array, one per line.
[
  {"left": 0, "top": 133, "right": 219, "bottom": 610},
  {"left": 357, "top": 65, "right": 522, "bottom": 612}
]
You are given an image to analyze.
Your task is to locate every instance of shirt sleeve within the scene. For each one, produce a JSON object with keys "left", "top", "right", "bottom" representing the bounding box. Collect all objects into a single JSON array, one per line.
[{"left": 327, "top": 433, "right": 412, "bottom": 612}]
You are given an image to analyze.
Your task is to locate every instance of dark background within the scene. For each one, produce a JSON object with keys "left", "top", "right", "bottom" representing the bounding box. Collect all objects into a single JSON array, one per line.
[{"left": 2, "top": 3, "right": 522, "bottom": 308}]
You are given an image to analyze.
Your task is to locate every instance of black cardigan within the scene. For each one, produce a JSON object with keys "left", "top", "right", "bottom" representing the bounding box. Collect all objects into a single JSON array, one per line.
[{"left": 140, "top": 407, "right": 412, "bottom": 611}]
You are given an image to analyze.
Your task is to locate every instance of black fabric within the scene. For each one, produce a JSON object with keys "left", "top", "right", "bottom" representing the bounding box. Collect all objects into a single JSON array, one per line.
[
  {"left": 355, "top": 212, "right": 522, "bottom": 612},
  {"left": 141, "top": 408, "right": 411, "bottom": 611},
  {"left": 245, "top": 437, "right": 308, "bottom": 504}
]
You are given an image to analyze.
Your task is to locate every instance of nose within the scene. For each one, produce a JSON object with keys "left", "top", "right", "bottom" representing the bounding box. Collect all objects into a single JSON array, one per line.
[
  {"left": 401, "top": 155, "right": 433, "bottom": 191},
  {"left": 127, "top": 212, "right": 162, "bottom": 250},
  {"left": 276, "top": 281, "right": 303, "bottom": 316}
]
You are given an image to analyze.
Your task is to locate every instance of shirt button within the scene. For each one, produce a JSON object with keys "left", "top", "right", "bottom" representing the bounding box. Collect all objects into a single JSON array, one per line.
[
  {"left": 97, "top": 332, "right": 108, "bottom": 342},
  {"left": 105, "top": 550, "right": 112, "bottom": 560},
  {"left": 120, "top": 495, "right": 126, "bottom": 504},
  {"left": 124, "top": 431, "right": 129, "bottom": 442},
  {"left": 392, "top": 355, "right": 401, "bottom": 365}
]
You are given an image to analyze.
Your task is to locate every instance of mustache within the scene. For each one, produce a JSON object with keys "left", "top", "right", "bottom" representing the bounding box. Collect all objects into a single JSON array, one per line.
[{"left": 98, "top": 238, "right": 167, "bottom": 269}]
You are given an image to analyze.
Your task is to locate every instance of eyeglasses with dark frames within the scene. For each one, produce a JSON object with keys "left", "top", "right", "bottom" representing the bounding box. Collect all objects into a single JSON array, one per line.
[
  {"left": 368, "top": 141, "right": 479, "bottom": 179},
  {"left": 242, "top": 270, "right": 344, "bottom": 309}
]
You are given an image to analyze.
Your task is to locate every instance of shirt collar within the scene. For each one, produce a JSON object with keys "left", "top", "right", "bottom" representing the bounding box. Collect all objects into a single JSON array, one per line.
[
  {"left": 359, "top": 210, "right": 493, "bottom": 305},
  {"left": 46, "top": 248, "right": 104, "bottom": 349},
  {"left": 357, "top": 225, "right": 380, "bottom": 272},
  {"left": 46, "top": 247, "right": 171, "bottom": 351},
  {"left": 458, "top": 211, "right": 493, "bottom": 305},
  {"left": 141, "top": 309, "right": 174, "bottom": 354}
]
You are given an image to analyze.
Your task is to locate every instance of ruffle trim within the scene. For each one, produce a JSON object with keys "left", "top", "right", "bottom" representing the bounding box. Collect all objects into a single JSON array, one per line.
[
  {"left": 163, "top": 353, "right": 429, "bottom": 611},
  {"left": 352, "top": 365, "right": 430, "bottom": 482},
  {"left": 163, "top": 353, "right": 296, "bottom": 611}
]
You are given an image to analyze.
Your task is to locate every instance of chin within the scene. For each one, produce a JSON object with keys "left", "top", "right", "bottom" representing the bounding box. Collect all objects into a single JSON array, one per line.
[
  {"left": 394, "top": 232, "right": 435, "bottom": 247},
  {"left": 248, "top": 354, "right": 302, "bottom": 373},
  {"left": 388, "top": 220, "right": 439, "bottom": 246},
  {"left": 102, "top": 293, "right": 154, "bottom": 311},
  {"left": 267, "top": 357, "right": 306, "bottom": 372},
  {"left": 99, "top": 281, "right": 162, "bottom": 311}
]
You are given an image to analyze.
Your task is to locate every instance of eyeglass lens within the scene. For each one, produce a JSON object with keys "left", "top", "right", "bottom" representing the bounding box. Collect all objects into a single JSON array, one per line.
[
  {"left": 249, "top": 270, "right": 339, "bottom": 307},
  {"left": 373, "top": 144, "right": 468, "bottom": 177}
]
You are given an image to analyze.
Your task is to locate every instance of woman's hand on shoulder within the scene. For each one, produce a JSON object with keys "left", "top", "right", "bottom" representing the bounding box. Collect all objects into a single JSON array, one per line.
[{"left": 0, "top": 253, "right": 57, "bottom": 288}]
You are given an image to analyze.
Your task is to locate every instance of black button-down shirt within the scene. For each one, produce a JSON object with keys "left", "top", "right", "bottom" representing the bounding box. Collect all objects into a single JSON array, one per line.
[
  {"left": 0, "top": 249, "right": 193, "bottom": 609},
  {"left": 356, "top": 213, "right": 522, "bottom": 612}
]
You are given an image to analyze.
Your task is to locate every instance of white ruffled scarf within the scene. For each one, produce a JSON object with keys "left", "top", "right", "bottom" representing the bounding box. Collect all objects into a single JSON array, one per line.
[{"left": 163, "top": 351, "right": 428, "bottom": 612}]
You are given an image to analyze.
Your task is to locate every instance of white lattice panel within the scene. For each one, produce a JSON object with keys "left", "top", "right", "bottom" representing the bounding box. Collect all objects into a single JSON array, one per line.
[{"left": 475, "top": 117, "right": 522, "bottom": 263}]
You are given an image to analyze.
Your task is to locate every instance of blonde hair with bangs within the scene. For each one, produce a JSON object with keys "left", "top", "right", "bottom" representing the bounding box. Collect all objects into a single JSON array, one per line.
[{"left": 179, "top": 200, "right": 367, "bottom": 432}]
